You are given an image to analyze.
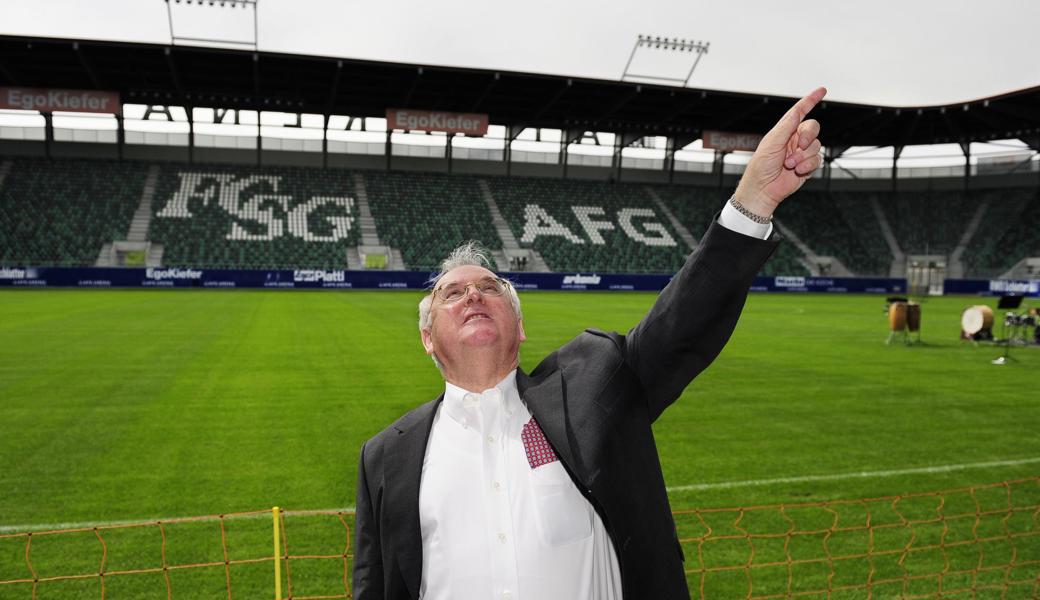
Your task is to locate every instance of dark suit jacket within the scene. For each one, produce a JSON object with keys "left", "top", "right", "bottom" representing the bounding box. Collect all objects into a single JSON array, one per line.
[{"left": 353, "top": 219, "right": 779, "bottom": 599}]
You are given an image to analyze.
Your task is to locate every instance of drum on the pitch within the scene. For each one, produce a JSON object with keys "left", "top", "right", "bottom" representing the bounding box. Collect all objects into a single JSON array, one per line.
[
  {"left": 961, "top": 305, "right": 994, "bottom": 336},
  {"left": 889, "top": 302, "right": 908, "bottom": 332},
  {"left": 906, "top": 302, "right": 921, "bottom": 333}
]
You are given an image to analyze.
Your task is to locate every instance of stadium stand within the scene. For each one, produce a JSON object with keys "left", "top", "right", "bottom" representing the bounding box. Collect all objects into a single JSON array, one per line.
[
  {"left": 758, "top": 241, "right": 811, "bottom": 276},
  {"left": 777, "top": 191, "right": 891, "bottom": 276},
  {"left": 363, "top": 171, "right": 502, "bottom": 272},
  {"left": 150, "top": 164, "right": 359, "bottom": 269},
  {"left": 877, "top": 190, "right": 979, "bottom": 256},
  {"left": 0, "top": 157, "right": 147, "bottom": 267},
  {"left": 488, "top": 177, "right": 689, "bottom": 274},
  {"left": 649, "top": 184, "right": 725, "bottom": 241},
  {"left": 3, "top": 156, "right": 1039, "bottom": 278},
  {"left": 829, "top": 192, "right": 896, "bottom": 275},
  {"left": 652, "top": 184, "right": 810, "bottom": 276},
  {"left": 962, "top": 187, "right": 1040, "bottom": 276}
]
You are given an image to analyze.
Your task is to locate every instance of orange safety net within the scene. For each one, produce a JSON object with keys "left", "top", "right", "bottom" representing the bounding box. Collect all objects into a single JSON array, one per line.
[{"left": 0, "top": 477, "right": 1036, "bottom": 599}]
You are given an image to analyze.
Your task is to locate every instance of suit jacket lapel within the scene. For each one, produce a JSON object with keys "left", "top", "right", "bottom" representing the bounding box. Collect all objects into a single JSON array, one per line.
[
  {"left": 517, "top": 368, "right": 589, "bottom": 487},
  {"left": 383, "top": 394, "right": 441, "bottom": 600}
]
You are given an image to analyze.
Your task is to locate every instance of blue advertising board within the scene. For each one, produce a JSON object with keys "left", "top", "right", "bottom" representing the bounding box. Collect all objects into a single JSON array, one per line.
[
  {"left": 943, "top": 278, "right": 1040, "bottom": 297},
  {"left": 0, "top": 266, "right": 909, "bottom": 294}
]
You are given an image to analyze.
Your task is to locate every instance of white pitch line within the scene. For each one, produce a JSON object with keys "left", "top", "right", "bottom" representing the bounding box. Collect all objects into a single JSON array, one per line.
[
  {"left": 3, "top": 457, "right": 1038, "bottom": 535},
  {"left": 664, "top": 457, "right": 1040, "bottom": 493}
]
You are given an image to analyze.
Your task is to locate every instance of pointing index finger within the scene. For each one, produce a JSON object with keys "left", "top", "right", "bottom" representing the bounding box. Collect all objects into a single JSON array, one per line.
[
  {"left": 776, "top": 87, "right": 827, "bottom": 139},
  {"left": 791, "top": 87, "right": 827, "bottom": 121}
]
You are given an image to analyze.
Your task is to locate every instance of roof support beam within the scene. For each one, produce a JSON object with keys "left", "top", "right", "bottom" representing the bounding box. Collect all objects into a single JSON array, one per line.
[
  {"left": 985, "top": 101, "right": 1040, "bottom": 128},
  {"left": 164, "top": 47, "right": 182, "bottom": 95},
  {"left": 470, "top": 72, "right": 499, "bottom": 113},
  {"left": 252, "top": 53, "right": 260, "bottom": 98},
  {"left": 73, "top": 42, "right": 101, "bottom": 88},
  {"left": 612, "top": 131, "right": 645, "bottom": 180},
  {"left": 401, "top": 66, "right": 423, "bottom": 108},
  {"left": 826, "top": 109, "right": 886, "bottom": 143},
  {"left": 715, "top": 96, "right": 768, "bottom": 131},
  {"left": 0, "top": 56, "right": 16, "bottom": 85},
  {"left": 327, "top": 60, "right": 343, "bottom": 111},
  {"left": 602, "top": 85, "right": 640, "bottom": 119},
  {"left": 661, "top": 90, "right": 705, "bottom": 124},
  {"left": 1019, "top": 134, "right": 1040, "bottom": 153},
  {"left": 530, "top": 79, "right": 572, "bottom": 123},
  {"left": 664, "top": 134, "right": 699, "bottom": 183},
  {"left": 961, "top": 105, "right": 1005, "bottom": 138}
]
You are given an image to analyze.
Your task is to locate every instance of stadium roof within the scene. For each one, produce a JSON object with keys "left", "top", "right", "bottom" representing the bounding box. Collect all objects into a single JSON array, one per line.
[{"left": 2, "top": 34, "right": 1039, "bottom": 152}]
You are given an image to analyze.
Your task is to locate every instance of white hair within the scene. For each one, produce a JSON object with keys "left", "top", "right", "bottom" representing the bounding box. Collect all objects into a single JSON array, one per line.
[{"left": 418, "top": 241, "right": 522, "bottom": 372}]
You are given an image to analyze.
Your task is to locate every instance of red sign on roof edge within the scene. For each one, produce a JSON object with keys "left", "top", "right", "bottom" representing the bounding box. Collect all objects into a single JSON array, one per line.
[
  {"left": 386, "top": 108, "right": 489, "bottom": 136},
  {"left": 0, "top": 88, "right": 122, "bottom": 115},
  {"left": 701, "top": 130, "right": 763, "bottom": 153}
]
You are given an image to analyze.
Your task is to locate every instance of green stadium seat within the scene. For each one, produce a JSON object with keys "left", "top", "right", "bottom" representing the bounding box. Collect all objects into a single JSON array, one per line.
[
  {"left": 150, "top": 164, "right": 359, "bottom": 269},
  {"left": 0, "top": 157, "right": 147, "bottom": 266},
  {"left": 363, "top": 171, "right": 502, "bottom": 272},
  {"left": 489, "top": 177, "right": 689, "bottom": 274}
]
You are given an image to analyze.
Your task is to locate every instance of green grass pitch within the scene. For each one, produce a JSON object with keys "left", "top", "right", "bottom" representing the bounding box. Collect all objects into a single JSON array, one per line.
[{"left": 1, "top": 289, "right": 1037, "bottom": 598}]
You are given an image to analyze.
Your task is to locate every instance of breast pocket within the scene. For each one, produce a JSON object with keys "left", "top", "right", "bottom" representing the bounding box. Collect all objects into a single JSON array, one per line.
[{"left": 530, "top": 461, "right": 594, "bottom": 547}]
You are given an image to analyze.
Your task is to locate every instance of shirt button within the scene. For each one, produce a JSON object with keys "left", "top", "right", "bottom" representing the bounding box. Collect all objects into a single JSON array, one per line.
[
  {"left": 492, "top": 481, "right": 502, "bottom": 491},
  {"left": 486, "top": 435, "right": 495, "bottom": 444},
  {"left": 497, "top": 532, "right": 507, "bottom": 543},
  {"left": 502, "top": 592, "right": 511, "bottom": 600}
]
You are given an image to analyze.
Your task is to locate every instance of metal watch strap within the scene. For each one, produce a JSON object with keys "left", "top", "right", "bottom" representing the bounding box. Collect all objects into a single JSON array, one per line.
[{"left": 728, "top": 195, "right": 772, "bottom": 224}]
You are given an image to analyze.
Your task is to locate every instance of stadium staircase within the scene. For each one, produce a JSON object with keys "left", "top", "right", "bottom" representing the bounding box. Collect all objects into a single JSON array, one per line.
[
  {"left": 364, "top": 171, "right": 503, "bottom": 272},
  {"left": 869, "top": 195, "right": 906, "bottom": 277},
  {"left": 96, "top": 165, "right": 163, "bottom": 267},
  {"left": 477, "top": 179, "right": 549, "bottom": 272},
  {"left": 644, "top": 187, "right": 699, "bottom": 249},
  {"left": 351, "top": 172, "right": 403, "bottom": 270},
  {"left": 962, "top": 188, "right": 1039, "bottom": 277},
  {"left": 770, "top": 218, "right": 851, "bottom": 276},
  {"left": 947, "top": 196, "right": 990, "bottom": 279}
]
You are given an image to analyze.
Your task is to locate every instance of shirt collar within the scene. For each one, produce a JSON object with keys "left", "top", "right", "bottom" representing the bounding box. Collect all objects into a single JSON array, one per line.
[{"left": 442, "top": 369, "right": 520, "bottom": 430}]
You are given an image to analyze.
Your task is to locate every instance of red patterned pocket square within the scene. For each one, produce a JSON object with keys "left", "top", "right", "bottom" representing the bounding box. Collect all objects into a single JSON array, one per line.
[{"left": 521, "top": 417, "right": 558, "bottom": 468}]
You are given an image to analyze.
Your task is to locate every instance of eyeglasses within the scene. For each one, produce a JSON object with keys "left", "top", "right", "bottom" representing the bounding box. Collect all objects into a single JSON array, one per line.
[{"left": 432, "top": 277, "right": 509, "bottom": 304}]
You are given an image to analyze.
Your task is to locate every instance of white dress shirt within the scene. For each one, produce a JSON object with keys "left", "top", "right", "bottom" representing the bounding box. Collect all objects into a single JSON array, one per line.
[
  {"left": 417, "top": 208, "right": 770, "bottom": 600},
  {"left": 419, "top": 370, "right": 622, "bottom": 600}
]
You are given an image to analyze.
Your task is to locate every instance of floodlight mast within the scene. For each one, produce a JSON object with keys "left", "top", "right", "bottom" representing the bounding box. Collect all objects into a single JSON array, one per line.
[
  {"left": 164, "top": 0, "right": 259, "bottom": 51},
  {"left": 621, "top": 34, "right": 710, "bottom": 86}
]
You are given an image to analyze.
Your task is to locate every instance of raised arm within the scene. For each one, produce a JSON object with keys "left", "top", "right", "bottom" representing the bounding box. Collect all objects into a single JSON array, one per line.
[{"left": 626, "top": 88, "right": 827, "bottom": 420}]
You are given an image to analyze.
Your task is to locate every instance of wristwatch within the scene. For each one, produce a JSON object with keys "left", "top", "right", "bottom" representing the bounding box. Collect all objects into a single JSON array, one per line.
[{"left": 728, "top": 195, "right": 772, "bottom": 225}]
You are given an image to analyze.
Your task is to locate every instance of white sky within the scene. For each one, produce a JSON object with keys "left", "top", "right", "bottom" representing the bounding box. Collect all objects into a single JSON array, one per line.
[{"left": 2, "top": 0, "right": 1039, "bottom": 107}]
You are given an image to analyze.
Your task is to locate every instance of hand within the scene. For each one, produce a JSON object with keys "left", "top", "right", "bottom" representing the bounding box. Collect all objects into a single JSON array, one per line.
[{"left": 733, "top": 87, "right": 827, "bottom": 219}]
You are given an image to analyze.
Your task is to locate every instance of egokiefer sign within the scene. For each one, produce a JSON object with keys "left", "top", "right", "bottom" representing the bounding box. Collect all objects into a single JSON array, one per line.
[
  {"left": 701, "top": 130, "right": 763, "bottom": 153},
  {"left": 0, "top": 87, "right": 122, "bottom": 115},
  {"left": 385, "top": 109, "right": 489, "bottom": 136}
]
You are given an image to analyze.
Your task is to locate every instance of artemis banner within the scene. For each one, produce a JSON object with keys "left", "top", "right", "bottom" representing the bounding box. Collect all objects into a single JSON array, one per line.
[
  {"left": 385, "top": 108, "right": 489, "bottom": 135},
  {"left": 0, "top": 87, "right": 122, "bottom": 115}
]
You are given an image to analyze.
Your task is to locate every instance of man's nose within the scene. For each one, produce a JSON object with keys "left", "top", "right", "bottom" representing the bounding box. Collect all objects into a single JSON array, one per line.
[{"left": 464, "top": 284, "right": 484, "bottom": 303}]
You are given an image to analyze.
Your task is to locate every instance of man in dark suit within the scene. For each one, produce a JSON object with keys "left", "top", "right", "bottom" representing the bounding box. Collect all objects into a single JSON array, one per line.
[{"left": 353, "top": 87, "right": 827, "bottom": 600}]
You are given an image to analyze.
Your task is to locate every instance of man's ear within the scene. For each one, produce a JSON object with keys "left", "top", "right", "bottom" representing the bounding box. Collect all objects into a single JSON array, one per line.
[
  {"left": 421, "top": 327, "right": 435, "bottom": 355},
  {"left": 518, "top": 319, "right": 526, "bottom": 344}
]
